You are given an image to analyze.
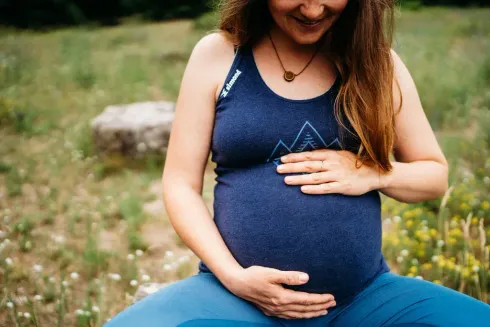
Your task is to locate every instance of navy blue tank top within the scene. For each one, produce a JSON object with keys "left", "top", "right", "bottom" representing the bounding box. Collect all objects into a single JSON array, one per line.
[{"left": 198, "top": 42, "right": 391, "bottom": 305}]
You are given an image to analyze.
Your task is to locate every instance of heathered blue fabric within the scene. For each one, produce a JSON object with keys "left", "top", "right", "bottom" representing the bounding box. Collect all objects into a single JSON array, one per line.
[{"left": 198, "top": 43, "right": 391, "bottom": 304}]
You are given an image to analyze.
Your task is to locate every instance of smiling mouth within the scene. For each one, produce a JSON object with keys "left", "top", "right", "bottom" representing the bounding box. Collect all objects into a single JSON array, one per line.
[{"left": 291, "top": 15, "right": 324, "bottom": 25}]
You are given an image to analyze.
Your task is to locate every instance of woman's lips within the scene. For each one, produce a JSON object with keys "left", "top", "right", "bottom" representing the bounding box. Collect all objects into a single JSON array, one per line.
[{"left": 290, "top": 15, "right": 324, "bottom": 30}]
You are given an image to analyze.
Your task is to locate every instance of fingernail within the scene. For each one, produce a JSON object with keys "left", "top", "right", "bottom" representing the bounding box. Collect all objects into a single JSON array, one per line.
[
  {"left": 299, "top": 273, "right": 309, "bottom": 282},
  {"left": 321, "top": 310, "right": 328, "bottom": 315}
]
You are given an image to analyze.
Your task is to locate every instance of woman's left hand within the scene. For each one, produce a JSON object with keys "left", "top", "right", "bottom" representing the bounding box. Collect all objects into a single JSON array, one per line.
[{"left": 276, "top": 149, "right": 381, "bottom": 196}]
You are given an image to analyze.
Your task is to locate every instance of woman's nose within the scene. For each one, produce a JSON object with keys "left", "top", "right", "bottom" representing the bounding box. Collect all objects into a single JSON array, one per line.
[{"left": 299, "top": 2, "right": 326, "bottom": 20}]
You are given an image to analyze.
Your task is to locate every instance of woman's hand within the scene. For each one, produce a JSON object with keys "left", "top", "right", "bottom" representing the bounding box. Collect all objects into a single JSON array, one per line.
[
  {"left": 222, "top": 265, "right": 336, "bottom": 319},
  {"left": 276, "top": 149, "right": 381, "bottom": 196}
]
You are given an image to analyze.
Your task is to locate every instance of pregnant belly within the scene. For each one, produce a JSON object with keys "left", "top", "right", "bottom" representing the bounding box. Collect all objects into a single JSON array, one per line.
[{"left": 204, "top": 162, "right": 390, "bottom": 303}]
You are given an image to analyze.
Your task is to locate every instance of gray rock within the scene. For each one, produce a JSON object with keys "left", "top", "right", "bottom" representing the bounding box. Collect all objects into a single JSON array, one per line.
[
  {"left": 133, "top": 282, "right": 172, "bottom": 303},
  {"left": 91, "top": 101, "right": 175, "bottom": 157}
]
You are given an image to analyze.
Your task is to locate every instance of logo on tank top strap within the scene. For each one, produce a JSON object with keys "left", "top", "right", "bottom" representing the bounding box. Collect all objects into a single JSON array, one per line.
[{"left": 221, "top": 69, "right": 242, "bottom": 98}]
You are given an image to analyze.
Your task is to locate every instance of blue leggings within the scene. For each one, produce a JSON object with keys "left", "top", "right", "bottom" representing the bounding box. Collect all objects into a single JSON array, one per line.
[{"left": 104, "top": 271, "right": 490, "bottom": 327}]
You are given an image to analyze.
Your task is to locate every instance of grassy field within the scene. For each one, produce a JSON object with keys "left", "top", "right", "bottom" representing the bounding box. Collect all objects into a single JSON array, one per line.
[{"left": 1, "top": 6, "right": 490, "bottom": 326}]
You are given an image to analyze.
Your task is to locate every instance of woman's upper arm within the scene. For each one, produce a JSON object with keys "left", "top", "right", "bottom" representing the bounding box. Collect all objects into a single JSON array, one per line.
[
  {"left": 162, "top": 32, "right": 235, "bottom": 194},
  {"left": 391, "top": 49, "right": 448, "bottom": 168}
]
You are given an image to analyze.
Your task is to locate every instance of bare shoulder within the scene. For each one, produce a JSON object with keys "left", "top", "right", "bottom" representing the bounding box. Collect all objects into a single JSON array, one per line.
[{"left": 187, "top": 31, "right": 237, "bottom": 100}]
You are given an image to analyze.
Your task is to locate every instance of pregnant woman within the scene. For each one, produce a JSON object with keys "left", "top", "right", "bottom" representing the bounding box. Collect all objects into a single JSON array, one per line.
[{"left": 105, "top": 0, "right": 490, "bottom": 326}]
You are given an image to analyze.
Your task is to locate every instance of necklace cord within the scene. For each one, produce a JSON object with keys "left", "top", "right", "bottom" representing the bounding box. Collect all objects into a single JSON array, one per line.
[{"left": 266, "top": 30, "right": 324, "bottom": 78}]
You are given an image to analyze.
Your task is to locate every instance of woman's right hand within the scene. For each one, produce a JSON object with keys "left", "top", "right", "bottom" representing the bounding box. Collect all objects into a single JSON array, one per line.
[{"left": 222, "top": 265, "right": 337, "bottom": 319}]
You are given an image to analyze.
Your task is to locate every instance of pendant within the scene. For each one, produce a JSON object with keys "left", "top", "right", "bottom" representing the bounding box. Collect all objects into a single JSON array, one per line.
[{"left": 284, "top": 71, "right": 295, "bottom": 82}]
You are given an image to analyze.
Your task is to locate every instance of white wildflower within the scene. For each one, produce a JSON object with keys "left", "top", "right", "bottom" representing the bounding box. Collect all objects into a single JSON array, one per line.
[
  {"left": 393, "top": 216, "right": 401, "bottom": 223},
  {"left": 437, "top": 240, "right": 445, "bottom": 248},
  {"left": 5, "top": 257, "right": 13, "bottom": 265},
  {"left": 62, "top": 280, "right": 69, "bottom": 287},
  {"left": 92, "top": 305, "right": 100, "bottom": 313},
  {"left": 49, "top": 276, "right": 56, "bottom": 283},
  {"left": 127, "top": 254, "right": 135, "bottom": 261},
  {"left": 415, "top": 275, "right": 424, "bottom": 280},
  {"left": 109, "top": 273, "right": 121, "bottom": 281},
  {"left": 75, "top": 309, "right": 84, "bottom": 315},
  {"left": 130, "top": 280, "right": 138, "bottom": 287},
  {"left": 34, "top": 295, "right": 43, "bottom": 301},
  {"left": 70, "top": 272, "right": 79, "bottom": 280},
  {"left": 141, "top": 274, "right": 151, "bottom": 282},
  {"left": 163, "top": 264, "right": 172, "bottom": 271},
  {"left": 383, "top": 218, "right": 392, "bottom": 225},
  {"left": 411, "top": 258, "right": 419, "bottom": 265},
  {"left": 165, "top": 250, "right": 174, "bottom": 258},
  {"left": 6, "top": 301, "right": 13, "bottom": 308},
  {"left": 472, "top": 265, "right": 480, "bottom": 273},
  {"left": 400, "top": 249, "right": 409, "bottom": 257},
  {"left": 396, "top": 256, "right": 404, "bottom": 263},
  {"left": 431, "top": 255, "right": 439, "bottom": 263},
  {"left": 33, "top": 264, "right": 43, "bottom": 273},
  {"left": 23, "top": 312, "right": 31, "bottom": 319},
  {"left": 135, "top": 249, "right": 144, "bottom": 257}
]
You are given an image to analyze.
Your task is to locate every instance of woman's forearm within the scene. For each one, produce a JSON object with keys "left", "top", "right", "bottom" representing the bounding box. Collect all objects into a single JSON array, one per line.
[
  {"left": 162, "top": 180, "right": 243, "bottom": 286},
  {"left": 375, "top": 160, "right": 449, "bottom": 203}
]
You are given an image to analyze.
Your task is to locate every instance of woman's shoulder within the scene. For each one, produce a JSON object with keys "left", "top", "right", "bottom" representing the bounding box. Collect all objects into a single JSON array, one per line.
[
  {"left": 188, "top": 30, "right": 239, "bottom": 102},
  {"left": 190, "top": 31, "right": 236, "bottom": 67}
]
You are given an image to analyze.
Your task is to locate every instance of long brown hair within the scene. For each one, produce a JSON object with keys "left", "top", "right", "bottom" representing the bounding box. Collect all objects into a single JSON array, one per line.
[{"left": 217, "top": 0, "right": 402, "bottom": 173}]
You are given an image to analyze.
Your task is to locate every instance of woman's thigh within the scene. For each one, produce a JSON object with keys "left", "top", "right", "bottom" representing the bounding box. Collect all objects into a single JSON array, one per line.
[
  {"left": 103, "top": 271, "right": 282, "bottom": 327},
  {"left": 328, "top": 272, "right": 490, "bottom": 327}
]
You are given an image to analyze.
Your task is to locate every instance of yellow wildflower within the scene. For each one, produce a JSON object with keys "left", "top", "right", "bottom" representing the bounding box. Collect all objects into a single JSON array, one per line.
[{"left": 433, "top": 280, "right": 442, "bottom": 285}]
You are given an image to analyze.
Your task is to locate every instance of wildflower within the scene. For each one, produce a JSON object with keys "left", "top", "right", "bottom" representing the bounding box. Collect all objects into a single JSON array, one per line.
[
  {"left": 411, "top": 258, "right": 419, "bottom": 265},
  {"left": 135, "top": 249, "right": 144, "bottom": 257},
  {"left": 6, "top": 302, "right": 13, "bottom": 308},
  {"left": 5, "top": 257, "right": 13, "bottom": 265},
  {"left": 127, "top": 254, "right": 135, "bottom": 261},
  {"left": 70, "top": 272, "right": 79, "bottom": 280},
  {"left": 178, "top": 255, "right": 190, "bottom": 263},
  {"left": 393, "top": 216, "right": 401, "bottom": 223},
  {"left": 433, "top": 280, "right": 441, "bottom": 284},
  {"left": 141, "top": 274, "right": 151, "bottom": 282},
  {"left": 84, "top": 311, "right": 91, "bottom": 316},
  {"left": 436, "top": 240, "right": 445, "bottom": 248},
  {"left": 33, "top": 264, "right": 43, "bottom": 273},
  {"left": 163, "top": 264, "right": 172, "bottom": 271},
  {"left": 431, "top": 255, "right": 439, "bottom": 263},
  {"left": 49, "top": 276, "right": 56, "bottom": 283},
  {"left": 34, "top": 295, "right": 43, "bottom": 301},
  {"left": 130, "top": 280, "right": 138, "bottom": 287},
  {"left": 23, "top": 312, "right": 31, "bottom": 319},
  {"left": 406, "top": 273, "right": 414, "bottom": 277},
  {"left": 415, "top": 275, "right": 423, "bottom": 280},
  {"left": 62, "top": 280, "right": 69, "bottom": 287},
  {"left": 92, "top": 305, "right": 100, "bottom": 313},
  {"left": 109, "top": 273, "right": 121, "bottom": 281},
  {"left": 481, "top": 201, "right": 490, "bottom": 210},
  {"left": 472, "top": 265, "right": 480, "bottom": 273},
  {"left": 405, "top": 220, "right": 413, "bottom": 228},
  {"left": 165, "top": 250, "right": 174, "bottom": 258},
  {"left": 400, "top": 249, "right": 409, "bottom": 257},
  {"left": 75, "top": 309, "right": 84, "bottom": 315},
  {"left": 396, "top": 256, "right": 404, "bottom": 263}
]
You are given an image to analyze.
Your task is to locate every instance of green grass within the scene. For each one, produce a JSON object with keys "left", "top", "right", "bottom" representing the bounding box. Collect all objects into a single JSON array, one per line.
[{"left": 0, "top": 7, "right": 489, "bottom": 326}]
